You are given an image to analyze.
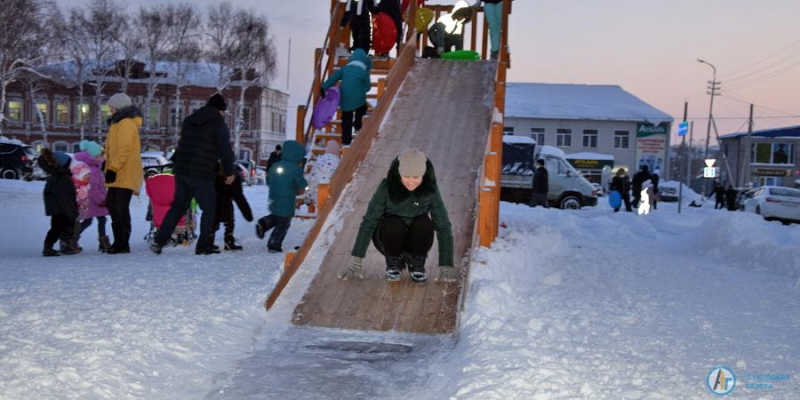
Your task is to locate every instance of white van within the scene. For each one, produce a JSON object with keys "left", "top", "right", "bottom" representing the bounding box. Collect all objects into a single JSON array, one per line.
[{"left": 501, "top": 136, "right": 598, "bottom": 209}]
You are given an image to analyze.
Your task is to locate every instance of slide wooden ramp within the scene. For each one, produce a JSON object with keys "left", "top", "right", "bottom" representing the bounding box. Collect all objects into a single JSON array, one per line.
[{"left": 291, "top": 59, "right": 497, "bottom": 334}]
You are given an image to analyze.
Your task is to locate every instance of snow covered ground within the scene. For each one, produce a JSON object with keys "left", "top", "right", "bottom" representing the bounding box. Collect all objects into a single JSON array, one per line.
[{"left": 1, "top": 179, "right": 799, "bottom": 399}]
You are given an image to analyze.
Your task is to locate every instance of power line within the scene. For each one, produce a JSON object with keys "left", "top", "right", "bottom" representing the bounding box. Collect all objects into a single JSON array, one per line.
[
  {"left": 724, "top": 58, "right": 800, "bottom": 91},
  {"left": 720, "top": 38, "right": 800, "bottom": 80},
  {"left": 722, "top": 47, "right": 800, "bottom": 83},
  {"left": 722, "top": 94, "right": 800, "bottom": 117}
]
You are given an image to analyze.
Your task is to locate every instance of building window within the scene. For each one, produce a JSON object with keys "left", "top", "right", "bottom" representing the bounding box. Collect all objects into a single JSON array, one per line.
[
  {"left": 5, "top": 100, "right": 22, "bottom": 123},
  {"left": 55, "top": 101, "right": 70, "bottom": 125},
  {"left": 503, "top": 126, "right": 514, "bottom": 135},
  {"left": 170, "top": 105, "right": 183, "bottom": 128},
  {"left": 556, "top": 128, "right": 572, "bottom": 147},
  {"left": 751, "top": 142, "right": 795, "bottom": 165},
  {"left": 72, "top": 142, "right": 81, "bottom": 152},
  {"left": 582, "top": 129, "right": 598, "bottom": 148},
  {"left": 280, "top": 114, "right": 286, "bottom": 133},
  {"left": 148, "top": 104, "right": 160, "bottom": 129},
  {"left": 530, "top": 128, "right": 545, "bottom": 145},
  {"left": 239, "top": 106, "right": 251, "bottom": 130},
  {"left": 53, "top": 141, "right": 69, "bottom": 152},
  {"left": 614, "top": 130, "right": 630, "bottom": 149},
  {"left": 35, "top": 100, "right": 49, "bottom": 125},
  {"left": 76, "top": 103, "right": 90, "bottom": 123}
]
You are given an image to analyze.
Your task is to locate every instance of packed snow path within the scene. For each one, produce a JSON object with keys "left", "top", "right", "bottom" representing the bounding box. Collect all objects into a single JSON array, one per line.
[{"left": 1, "top": 180, "right": 798, "bottom": 398}]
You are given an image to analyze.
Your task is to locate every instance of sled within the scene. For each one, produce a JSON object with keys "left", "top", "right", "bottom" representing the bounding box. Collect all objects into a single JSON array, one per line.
[
  {"left": 415, "top": 7, "right": 434, "bottom": 31},
  {"left": 372, "top": 12, "right": 398, "bottom": 54},
  {"left": 608, "top": 190, "right": 622, "bottom": 209},
  {"left": 441, "top": 50, "right": 480, "bottom": 61},
  {"left": 311, "top": 87, "right": 340, "bottom": 130}
]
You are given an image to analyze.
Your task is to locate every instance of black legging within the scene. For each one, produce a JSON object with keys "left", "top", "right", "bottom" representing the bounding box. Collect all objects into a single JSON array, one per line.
[
  {"left": 106, "top": 187, "right": 133, "bottom": 247},
  {"left": 372, "top": 214, "right": 434, "bottom": 257},
  {"left": 340, "top": 104, "right": 368, "bottom": 146},
  {"left": 46, "top": 213, "right": 74, "bottom": 247}
]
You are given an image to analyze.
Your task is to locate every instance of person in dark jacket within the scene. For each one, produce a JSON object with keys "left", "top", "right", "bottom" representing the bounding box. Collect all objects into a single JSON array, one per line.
[
  {"left": 371, "top": 0, "right": 403, "bottom": 55},
  {"left": 341, "top": 0, "right": 372, "bottom": 52},
  {"left": 530, "top": 158, "right": 549, "bottom": 208},
  {"left": 321, "top": 48, "right": 373, "bottom": 146},
  {"left": 266, "top": 145, "right": 282, "bottom": 173},
  {"left": 713, "top": 180, "right": 725, "bottom": 209},
  {"left": 427, "top": 0, "right": 472, "bottom": 56},
  {"left": 338, "top": 148, "right": 457, "bottom": 284},
  {"left": 610, "top": 168, "right": 632, "bottom": 212},
  {"left": 39, "top": 149, "right": 79, "bottom": 256},
  {"left": 650, "top": 171, "right": 660, "bottom": 210},
  {"left": 214, "top": 155, "right": 253, "bottom": 251},
  {"left": 256, "top": 140, "right": 308, "bottom": 253},
  {"left": 631, "top": 165, "right": 651, "bottom": 208},
  {"left": 725, "top": 185, "right": 738, "bottom": 211},
  {"left": 151, "top": 94, "right": 236, "bottom": 256}
]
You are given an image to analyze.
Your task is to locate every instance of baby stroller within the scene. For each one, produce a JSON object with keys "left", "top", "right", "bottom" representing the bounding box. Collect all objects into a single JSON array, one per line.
[{"left": 144, "top": 174, "right": 196, "bottom": 246}]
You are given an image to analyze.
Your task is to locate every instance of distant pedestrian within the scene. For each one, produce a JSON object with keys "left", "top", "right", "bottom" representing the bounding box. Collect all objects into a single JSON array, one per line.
[
  {"left": 650, "top": 170, "right": 660, "bottom": 210},
  {"left": 610, "top": 168, "right": 632, "bottom": 212},
  {"left": 714, "top": 180, "right": 725, "bottom": 209},
  {"left": 631, "top": 165, "right": 651, "bottom": 208},
  {"left": 103, "top": 93, "right": 143, "bottom": 254},
  {"left": 39, "top": 149, "right": 79, "bottom": 257},
  {"left": 151, "top": 94, "right": 236, "bottom": 256},
  {"left": 726, "top": 185, "right": 738, "bottom": 211},
  {"left": 256, "top": 140, "right": 308, "bottom": 253},
  {"left": 530, "top": 158, "right": 549, "bottom": 208},
  {"left": 266, "top": 144, "right": 282, "bottom": 173}
]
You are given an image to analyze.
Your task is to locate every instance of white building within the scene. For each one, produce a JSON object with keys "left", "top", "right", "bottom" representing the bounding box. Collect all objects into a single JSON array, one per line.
[{"left": 504, "top": 83, "right": 674, "bottom": 182}]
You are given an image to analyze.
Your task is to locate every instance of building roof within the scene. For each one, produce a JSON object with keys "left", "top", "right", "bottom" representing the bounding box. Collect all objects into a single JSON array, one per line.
[
  {"left": 505, "top": 83, "right": 674, "bottom": 125},
  {"left": 719, "top": 125, "right": 800, "bottom": 140}
]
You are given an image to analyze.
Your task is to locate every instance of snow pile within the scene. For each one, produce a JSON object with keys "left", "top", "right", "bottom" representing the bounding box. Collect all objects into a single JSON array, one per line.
[{"left": 691, "top": 212, "right": 800, "bottom": 287}]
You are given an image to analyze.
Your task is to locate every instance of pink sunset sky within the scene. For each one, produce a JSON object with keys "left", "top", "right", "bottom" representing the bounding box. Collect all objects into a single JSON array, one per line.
[{"left": 56, "top": 0, "right": 800, "bottom": 146}]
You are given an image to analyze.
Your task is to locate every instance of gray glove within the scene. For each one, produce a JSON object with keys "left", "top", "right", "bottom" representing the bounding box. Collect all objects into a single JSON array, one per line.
[
  {"left": 436, "top": 266, "right": 458, "bottom": 283},
  {"left": 338, "top": 256, "right": 364, "bottom": 280}
]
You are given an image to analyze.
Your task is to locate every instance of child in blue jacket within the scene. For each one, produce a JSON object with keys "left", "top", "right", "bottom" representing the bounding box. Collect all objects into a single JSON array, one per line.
[
  {"left": 256, "top": 140, "right": 308, "bottom": 253},
  {"left": 321, "top": 48, "right": 372, "bottom": 146}
]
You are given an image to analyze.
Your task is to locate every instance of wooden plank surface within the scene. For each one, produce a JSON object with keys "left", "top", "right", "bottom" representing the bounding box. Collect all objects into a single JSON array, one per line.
[{"left": 292, "top": 59, "right": 497, "bottom": 334}]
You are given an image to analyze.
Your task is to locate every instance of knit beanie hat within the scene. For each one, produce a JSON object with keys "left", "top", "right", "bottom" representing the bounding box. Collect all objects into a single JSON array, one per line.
[
  {"left": 398, "top": 148, "right": 427, "bottom": 177},
  {"left": 79, "top": 140, "right": 103, "bottom": 158},
  {"left": 107, "top": 93, "right": 132, "bottom": 110},
  {"left": 207, "top": 93, "right": 227, "bottom": 111},
  {"left": 53, "top": 151, "right": 71, "bottom": 168}
]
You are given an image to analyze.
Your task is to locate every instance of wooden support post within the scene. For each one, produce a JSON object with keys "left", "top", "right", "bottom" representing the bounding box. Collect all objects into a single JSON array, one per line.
[
  {"left": 312, "top": 48, "right": 323, "bottom": 106},
  {"left": 296, "top": 105, "right": 306, "bottom": 144},
  {"left": 470, "top": 8, "right": 478, "bottom": 52},
  {"left": 283, "top": 251, "right": 296, "bottom": 273},
  {"left": 318, "top": 183, "right": 330, "bottom": 211},
  {"left": 481, "top": 13, "right": 489, "bottom": 60}
]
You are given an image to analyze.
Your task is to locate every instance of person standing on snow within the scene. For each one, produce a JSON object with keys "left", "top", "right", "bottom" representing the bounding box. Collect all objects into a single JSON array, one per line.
[
  {"left": 610, "top": 168, "right": 632, "bottom": 212},
  {"left": 713, "top": 180, "right": 725, "bottom": 210},
  {"left": 530, "top": 158, "right": 549, "bottom": 208},
  {"left": 103, "top": 93, "right": 143, "bottom": 254},
  {"left": 630, "top": 165, "right": 651, "bottom": 208},
  {"left": 338, "top": 148, "right": 456, "bottom": 284},
  {"left": 39, "top": 149, "right": 79, "bottom": 256},
  {"left": 151, "top": 94, "right": 236, "bottom": 256},
  {"left": 725, "top": 185, "right": 738, "bottom": 211},
  {"left": 266, "top": 144, "right": 282, "bottom": 174},
  {"left": 214, "top": 153, "right": 253, "bottom": 251},
  {"left": 650, "top": 169, "right": 660, "bottom": 211},
  {"left": 256, "top": 140, "right": 308, "bottom": 253},
  {"left": 72, "top": 140, "right": 111, "bottom": 252},
  {"left": 321, "top": 48, "right": 372, "bottom": 146}
]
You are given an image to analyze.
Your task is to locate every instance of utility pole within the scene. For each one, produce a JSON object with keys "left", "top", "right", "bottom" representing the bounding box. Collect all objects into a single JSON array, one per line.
[
  {"left": 698, "top": 59, "right": 721, "bottom": 197},
  {"left": 688, "top": 121, "right": 694, "bottom": 188},
  {"left": 679, "top": 101, "right": 688, "bottom": 214},
  {"left": 740, "top": 104, "right": 754, "bottom": 187}
]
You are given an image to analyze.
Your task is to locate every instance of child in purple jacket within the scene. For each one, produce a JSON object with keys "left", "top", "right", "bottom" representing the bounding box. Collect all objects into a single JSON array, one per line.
[{"left": 71, "top": 140, "right": 111, "bottom": 252}]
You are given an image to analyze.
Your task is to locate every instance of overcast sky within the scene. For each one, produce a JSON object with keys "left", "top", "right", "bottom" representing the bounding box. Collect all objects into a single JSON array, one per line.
[{"left": 54, "top": 0, "right": 800, "bottom": 145}]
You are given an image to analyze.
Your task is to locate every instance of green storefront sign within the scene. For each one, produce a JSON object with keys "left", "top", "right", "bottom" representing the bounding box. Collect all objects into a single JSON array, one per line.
[
  {"left": 567, "top": 158, "right": 614, "bottom": 170},
  {"left": 636, "top": 122, "right": 669, "bottom": 137}
]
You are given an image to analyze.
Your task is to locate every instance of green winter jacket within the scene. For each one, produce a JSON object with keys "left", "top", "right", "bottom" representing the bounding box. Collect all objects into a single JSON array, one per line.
[
  {"left": 321, "top": 48, "right": 372, "bottom": 112},
  {"left": 351, "top": 158, "right": 454, "bottom": 266},
  {"left": 267, "top": 140, "right": 308, "bottom": 218}
]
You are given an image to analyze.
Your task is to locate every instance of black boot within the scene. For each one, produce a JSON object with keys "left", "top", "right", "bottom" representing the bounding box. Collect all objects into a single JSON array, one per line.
[
  {"left": 385, "top": 256, "right": 403, "bottom": 282},
  {"left": 43, "top": 241, "right": 60, "bottom": 257},
  {"left": 408, "top": 255, "right": 427, "bottom": 284},
  {"left": 59, "top": 239, "right": 80, "bottom": 255},
  {"left": 224, "top": 235, "right": 243, "bottom": 251}
]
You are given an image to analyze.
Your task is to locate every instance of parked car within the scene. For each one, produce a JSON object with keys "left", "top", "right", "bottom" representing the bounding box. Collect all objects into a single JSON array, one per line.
[
  {"left": 254, "top": 166, "right": 267, "bottom": 185},
  {"left": 657, "top": 185, "right": 679, "bottom": 202},
  {"left": 736, "top": 188, "right": 758, "bottom": 211},
  {"left": 742, "top": 186, "right": 800, "bottom": 224},
  {"left": 0, "top": 140, "right": 37, "bottom": 180},
  {"left": 591, "top": 183, "right": 605, "bottom": 197},
  {"left": 234, "top": 159, "right": 257, "bottom": 185},
  {"left": 141, "top": 151, "right": 171, "bottom": 178}
]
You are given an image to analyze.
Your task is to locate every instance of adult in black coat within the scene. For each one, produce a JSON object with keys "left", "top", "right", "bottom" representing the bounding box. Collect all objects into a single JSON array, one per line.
[
  {"left": 38, "top": 149, "right": 79, "bottom": 256},
  {"left": 650, "top": 172, "right": 660, "bottom": 210},
  {"left": 725, "top": 185, "right": 738, "bottom": 211},
  {"left": 530, "top": 159, "right": 549, "bottom": 208},
  {"left": 631, "top": 165, "right": 651, "bottom": 208},
  {"left": 713, "top": 181, "right": 725, "bottom": 209},
  {"left": 152, "top": 94, "right": 236, "bottom": 255},
  {"left": 610, "top": 168, "right": 632, "bottom": 212},
  {"left": 266, "top": 145, "right": 282, "bottom": 173}
]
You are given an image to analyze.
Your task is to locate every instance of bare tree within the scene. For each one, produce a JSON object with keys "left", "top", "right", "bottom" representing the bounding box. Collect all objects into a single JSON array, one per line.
[
  {"left": 228, "top": 9, "right": 277, "bottom": 157},
  {"left": 114, "top": 14, "right": 143, "bottom": 94},
  {"left": 55, "top": 8, "right": 95, "bottom": 141},
  {"left": 18, "top": 72, "right": 50, "bottom": 146},
  {"left": 75, "top": 0, "right": 124, "bottom": 138},
  {"left": 0, "top": 0, "right": 55, "bottom": 135},
  {"left": 205, "top": 2, "right": 238, "bottom": 92},
  {"left": 165, "top": 3, "right": 201, "bottom": 145},
  {"left": 137, "top": 4, "right": 172, "bottom": 138}
]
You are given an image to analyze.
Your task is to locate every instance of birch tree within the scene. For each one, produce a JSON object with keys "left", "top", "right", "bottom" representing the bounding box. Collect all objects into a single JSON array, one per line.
[
  {"left": 114, "top": 14, "right": 143, "bottom": 94},
  {"left": 58, "top": 9, "right": 94, "bottom": 140},
  {"left": 165, "top": 3, "right": 201, "bottom": 145},
  {"left": 137, "top": 4, "right": 171, "bottom": 137},
  {"left": 205, "top": 2, "right": 237, "bottom": 92},
  {"left": 0, "top": 0, "right": 54, "bottom": 134}
]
